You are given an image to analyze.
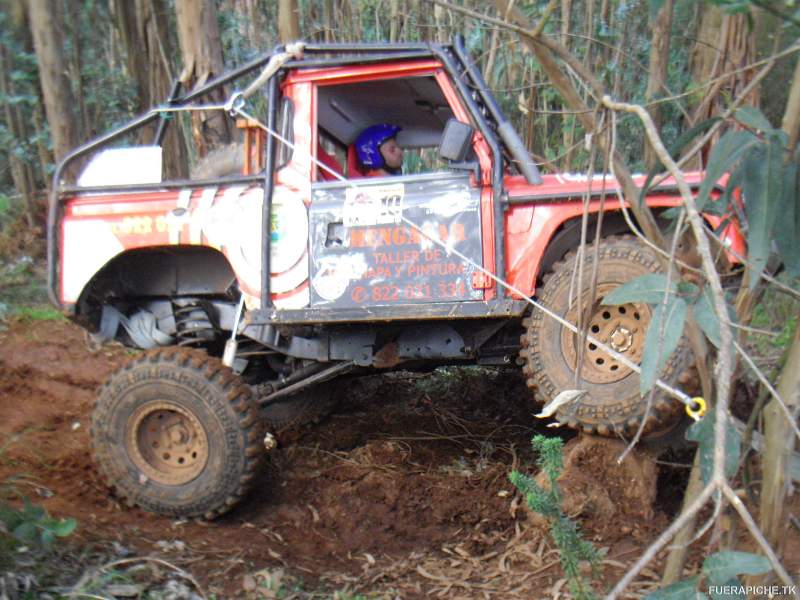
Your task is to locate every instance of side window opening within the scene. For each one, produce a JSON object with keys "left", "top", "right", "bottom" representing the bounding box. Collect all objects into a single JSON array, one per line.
[
  {"left": 316, "top": 128, "right": 346, "bottom": 182},
  {"left": 315, "top": 75, "right": 457, "bottom": 180},
  {"left": 276, "top": 96, "right": 295, "bottom": 170}
]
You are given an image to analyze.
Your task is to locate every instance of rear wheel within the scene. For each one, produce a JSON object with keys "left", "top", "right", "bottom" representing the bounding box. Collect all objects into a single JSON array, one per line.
[
  {"left": 520, "top": 236, "right": 690, "bottom": 437},
  {"left": 91, "top": 347, "right": 265, "bottom": 519}
]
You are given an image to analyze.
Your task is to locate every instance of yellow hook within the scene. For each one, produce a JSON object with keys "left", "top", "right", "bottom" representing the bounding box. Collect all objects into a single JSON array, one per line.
[{"left": 686, "top": 397, "right": 707, "bottom": 421}]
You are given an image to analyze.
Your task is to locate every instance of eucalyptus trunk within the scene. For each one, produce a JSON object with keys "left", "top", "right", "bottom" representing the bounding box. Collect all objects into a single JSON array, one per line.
[
  {"left": 111, "top": 0, "right": 188, "bottom": 178},
  {"left": 755, "top": 56, "right": 800, "bottom": 565},
  {"left": 687, "top": 4, "right": 758, "bottom": 165},
  {"left": 27, "top": 0, "right": 79, "bottom": 169},
  {"left": 278, "top": 0, "right": 301, "bottom": 43},
  {"left": 781, "top": 56, "right": 800, "bottom": 151},
  {"left": 644, "top": 0, "right": 674, "bottom": 170},
  {"left": 0, "top": 43, "right": 36, "bottom": 226},
  {"left": 175, "top": 0, "right": 231, "bottom": 156}
]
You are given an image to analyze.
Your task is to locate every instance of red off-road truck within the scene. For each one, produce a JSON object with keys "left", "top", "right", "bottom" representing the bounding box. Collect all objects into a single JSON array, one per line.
[{"left": 48, "top": 39, "right": 742, "bottom": 518}]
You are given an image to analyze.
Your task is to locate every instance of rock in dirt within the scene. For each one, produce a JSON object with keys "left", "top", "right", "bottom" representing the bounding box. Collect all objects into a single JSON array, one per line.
[
  {"left": 529, "top": 435, "right": 657, "bottom": 526},
  {"left": 160, "top": 580, "right": 202, "bottom": 600},
  {"left": 104, "top": 583, "right": 143, "bottom": 597}
]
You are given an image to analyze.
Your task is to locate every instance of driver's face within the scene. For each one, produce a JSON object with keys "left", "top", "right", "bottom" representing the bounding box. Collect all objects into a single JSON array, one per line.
[{"left": 379, "top": 138, "right": 404, "bottom": 169}]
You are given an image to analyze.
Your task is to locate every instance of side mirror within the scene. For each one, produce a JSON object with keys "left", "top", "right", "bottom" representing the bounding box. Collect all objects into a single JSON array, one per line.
[{"left": 438, "top": 119, "right": 474, "bottom": 161}]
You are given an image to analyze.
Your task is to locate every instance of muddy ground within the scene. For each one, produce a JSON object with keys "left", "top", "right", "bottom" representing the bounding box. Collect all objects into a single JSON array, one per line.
[{"left": 0, "top": 318, "right": 792, "bottom": 599}]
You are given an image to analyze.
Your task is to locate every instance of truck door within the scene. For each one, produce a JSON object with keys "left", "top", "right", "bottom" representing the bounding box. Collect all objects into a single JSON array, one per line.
[
  {"left": 309, "top": 173, "right": 483, "bottom": 308},
  {"left": 306, "top": 70, "right": 487, "bottom": 310}
]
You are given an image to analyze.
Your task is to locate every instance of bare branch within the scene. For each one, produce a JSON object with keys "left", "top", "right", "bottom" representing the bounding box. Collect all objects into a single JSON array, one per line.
[
  {"left": 618, "top": 207, "right": 688, "bottom": 462},
  {"left": 721, "top": 483, "right": 800, "bottom": 596},
  {"left": 605, "top": 483, "right": 716, "bottom": 599},
  {"left": 599, "top": 95, "right": 740, "bottom": 599},
  {"left": 707, "top": 229, "right": 800, "bottom": 302},
  {"left": 601, "top": 92, "right": 736, "bottom": 450},
  {"left": 645, "top": 42, "right": 800, "bottom": 112},
  {"left": 734, "top": 340, "right": 800, "bottom": 443}
]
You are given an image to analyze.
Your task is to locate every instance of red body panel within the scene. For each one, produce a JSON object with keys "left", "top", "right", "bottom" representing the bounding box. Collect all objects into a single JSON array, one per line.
[
  {"left": 59, "top": 58, "right": 746, "bottom": 313},
  {"left": 503, "top": 172, "right": 745, "bottom": 298},
  {"left": 60, "top": 184, "right": 266, "bottom": 305}
]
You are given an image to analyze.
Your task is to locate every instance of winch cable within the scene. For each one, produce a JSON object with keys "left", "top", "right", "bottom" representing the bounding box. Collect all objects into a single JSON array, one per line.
[
  {"left": 230, "top": 101, "right": 706, "bottom": 419},
  {"left": 158, "top": 93, "right": 705, "bottom": 420}
]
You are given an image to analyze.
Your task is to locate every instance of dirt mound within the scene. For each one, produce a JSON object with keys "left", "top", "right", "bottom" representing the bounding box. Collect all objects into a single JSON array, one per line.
[
  {"left": 547, "top": 436, "right": 658, "bottom": 524},
  {"left": 267, "top": 440, "right": 515, "bottom": 558}
]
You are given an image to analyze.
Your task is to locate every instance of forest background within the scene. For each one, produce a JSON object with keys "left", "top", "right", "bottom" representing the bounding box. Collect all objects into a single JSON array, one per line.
[{"left": 1, "top": 0, "right": 798, "bottom": 237}]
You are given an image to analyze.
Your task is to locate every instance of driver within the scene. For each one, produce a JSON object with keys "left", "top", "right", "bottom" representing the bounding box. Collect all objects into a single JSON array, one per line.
[{"left": 354, "top": 123, "right": 404, "bottom": 177}]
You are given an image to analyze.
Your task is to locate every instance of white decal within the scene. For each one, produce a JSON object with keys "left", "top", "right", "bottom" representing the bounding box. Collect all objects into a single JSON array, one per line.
[
  {"left": 189, "top": 187, "right": 217, "bottom": 244},
  {"left": 272, "top": 286, "right": 310, "bottom": 310},
  {"left": 200, "top": 185, "right": 309, "bottom": 304},
  {"left": 77, "top": 146, "right": 162, "bottom": 187},
  {"left": 311, "top": 254, "right": 367, "bottom": 302},
  {"left": 269, "top": 187, "right": 308, "bottom": 272},
  {"left": 343, "top": 183, "right": 404, "bottom": 227},
  {"left": 423, "top": 189, "right": 475, "bottom": 218},
  {"left": 167, "top": 189, "right": 194, "bottom": 244},
  {"left": 62, "top": 220, "right": 124, "bottom": 303}
]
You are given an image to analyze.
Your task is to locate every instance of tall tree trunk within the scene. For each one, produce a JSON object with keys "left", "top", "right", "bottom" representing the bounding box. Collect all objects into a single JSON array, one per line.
[
  {"left": 111, "top": 0, "right": 189, "bottom": 178},
  {"left": 434, "top": 4, "right": 447, "bottom": 43},
  {"left": 9, "top": 0, "right": 52, "bottom": 189},
  {"left": 175, "top": 0, "right": 231, "bottom": 157},
  {"left": 27, "top": 0, "right": 78, "bottom": 170},
  {"left": 754, "top": 322, "right": 800, "bottom": 569},
  {"left": 278, "top": 0, "right": 301, "bottom": 43},
  {"left": 755, "top": 57, "right": 800, "bottom": 565},
  {"left": 561, "top": 0, "right": 571, "bottom": 47},
  {"left": 611, "top": 9, "right": 631, "bottom": 100},
  {"left": 687, "top": 5, "right": 759, "bottom": 165},
  {"left": 1, "top": 0, "right": 43, "bottom": 221},
  {"left": 389, "top": 0, "right": 399, "bottom": 42},
  {"left": 0, "top": 42, "right": 36, "bottom": 226},
  {"left": 232, "top": 0, "right": 266, "bottom": 50},
  {"left": 781, "top": 56, "right": 800, "bottom": 151},
  {"left": 644, "top": 0, "right": 674, "bottom": 169},
  {"left": 31, "top": 103, "right": 52, "bottom": 187},
  {"left": 484, "top": 22, "right": 501, "bottom": 87},
  {"left": 66, "top": 2, "right": 89, "bottom": 141},
  {"left": 322, "top": 0, "right": 334, "bottom": 42}
]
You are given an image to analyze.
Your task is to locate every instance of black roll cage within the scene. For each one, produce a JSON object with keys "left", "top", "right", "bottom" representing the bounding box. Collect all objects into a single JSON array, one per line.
[{"left": 47, "top": 37, "right": 522, "bottom": 316}]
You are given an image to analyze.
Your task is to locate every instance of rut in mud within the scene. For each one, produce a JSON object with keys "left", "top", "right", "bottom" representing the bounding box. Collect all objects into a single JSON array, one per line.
[{"left": 0, "top": 318, "right": 702, "bottom": 598}]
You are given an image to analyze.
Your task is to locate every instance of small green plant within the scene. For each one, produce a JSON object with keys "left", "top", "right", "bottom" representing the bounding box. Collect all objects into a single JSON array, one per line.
[
  {"left": 10, "top": 306, "right": 65, "bottom": 322},
  {"left": 0, "top": 442, "right": 77, "bottom": 563},
  {"left": 750, "top": 276, "right": 799, "bottom": 353},
  {"left": 0, "top": 496, "right": 76, "bottom": 550},
  {"left": 413, "top": 366, "right": 462, "bottom": 396},
  {"left": 509, "top": 435, "right": 600, "bottom": 600}
]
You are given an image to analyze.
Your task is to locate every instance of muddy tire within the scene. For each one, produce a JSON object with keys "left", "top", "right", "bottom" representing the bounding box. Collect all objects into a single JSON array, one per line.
[
  {"left": 257, "top": 385, "right": 337, "bottom": 430},
  {"left": 520, "top": 236, "right": 689, "bottom": 437},
  {"left": 91, "top": 347, "right": 265, "bottom": 519}
]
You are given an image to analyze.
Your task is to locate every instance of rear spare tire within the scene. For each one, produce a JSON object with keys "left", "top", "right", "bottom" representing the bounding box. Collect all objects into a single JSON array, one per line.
[
  {"left": 520, "top": 236, "right": 690, "bottom": 437},
  {"left": 91, "top": 347, "right": 264, "bottom": 519}
]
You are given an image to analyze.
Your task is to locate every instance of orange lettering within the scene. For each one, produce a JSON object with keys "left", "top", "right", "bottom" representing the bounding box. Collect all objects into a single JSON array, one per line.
[{"left": 350, "top": 228, "right": 366, "bottom": 248}]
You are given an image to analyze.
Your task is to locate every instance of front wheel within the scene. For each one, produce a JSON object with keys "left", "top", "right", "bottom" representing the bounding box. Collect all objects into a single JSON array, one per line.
[
  {"left": 520, "top": 236, "right": 691, "bottom": 437},
  {"left": 91, "top": 348, "right": 265, "bottom": 519}
]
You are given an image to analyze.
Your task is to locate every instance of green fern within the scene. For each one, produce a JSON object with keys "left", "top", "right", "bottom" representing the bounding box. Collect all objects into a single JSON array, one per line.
[{"left": 510, "top": 435, "right": 600, "bottom": 600}]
